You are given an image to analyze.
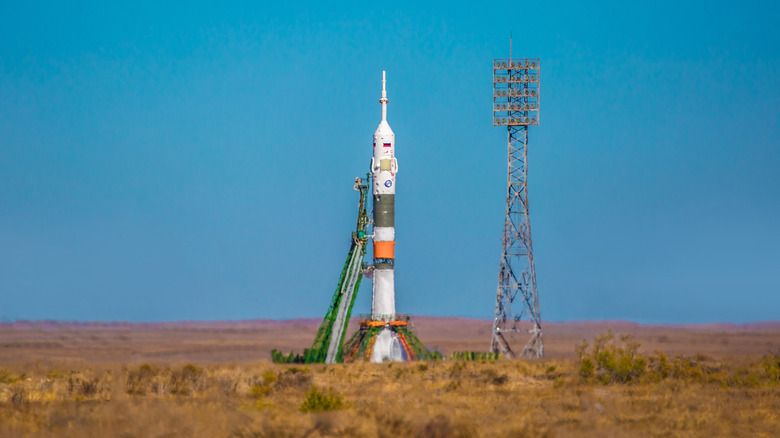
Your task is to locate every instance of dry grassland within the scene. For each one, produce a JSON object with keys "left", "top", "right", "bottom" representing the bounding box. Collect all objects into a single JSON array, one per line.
[
  {"left": 1, "top": 319, "right": 779, "bottom": 437},
  {"left": 0, "top": 352, "right": 778, "bottom": 437}
]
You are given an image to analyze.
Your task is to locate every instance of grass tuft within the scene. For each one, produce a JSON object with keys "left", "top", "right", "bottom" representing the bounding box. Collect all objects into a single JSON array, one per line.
[{"left": 299, "top": 386, "right": 344, "bottom": 412}]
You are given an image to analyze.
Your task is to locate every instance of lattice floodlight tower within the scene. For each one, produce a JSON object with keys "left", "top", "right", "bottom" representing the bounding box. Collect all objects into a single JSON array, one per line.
[{"left": 490, "top": 57, "right": 543, "bottom": 359}]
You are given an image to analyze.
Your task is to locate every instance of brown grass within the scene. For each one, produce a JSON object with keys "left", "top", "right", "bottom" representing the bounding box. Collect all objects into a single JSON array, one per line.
[
  {"left": 0, "top": 352, "right": 778, "bottom": 437},
  {"left": 1, "top": 321, "right": 778, "bottom": 436}
]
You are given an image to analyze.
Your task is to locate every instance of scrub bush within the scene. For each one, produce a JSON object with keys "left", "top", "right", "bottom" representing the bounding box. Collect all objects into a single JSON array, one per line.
[
  {"left": 169, "top": 364, "right": 204, "bottom": 395},
  {"left": 299, "top": 386, "right": 344, "bottom": 412},
  {"left": 764, "top": 354, "right": 780, "bottom": 382},
  {"left": 577, "top": 330, "right": 647, "bottom": 384}
]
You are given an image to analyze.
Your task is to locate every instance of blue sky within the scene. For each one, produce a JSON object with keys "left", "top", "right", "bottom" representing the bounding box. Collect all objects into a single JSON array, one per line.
[{"left": 1, "top": 1, "right": 777, "bottom": 323}]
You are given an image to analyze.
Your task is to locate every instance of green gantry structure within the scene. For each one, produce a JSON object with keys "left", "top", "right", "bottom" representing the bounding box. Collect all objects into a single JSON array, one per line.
[{"left": 302, "top": 176, "right": 370, "bottom": 364}]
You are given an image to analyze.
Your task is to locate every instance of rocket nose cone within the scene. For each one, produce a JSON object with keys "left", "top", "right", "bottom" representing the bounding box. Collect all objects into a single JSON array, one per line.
[{"left": 375, "top": 120, "right": 394, "bottom": 137}]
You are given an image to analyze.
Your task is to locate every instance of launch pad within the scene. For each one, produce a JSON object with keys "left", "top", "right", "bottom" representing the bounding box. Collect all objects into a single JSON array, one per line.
[{"left": 342, "top": 315, "right": 435, "bottom": 362}]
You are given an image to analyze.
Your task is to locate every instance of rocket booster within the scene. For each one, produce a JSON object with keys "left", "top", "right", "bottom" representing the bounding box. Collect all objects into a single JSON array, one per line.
[{"left": 371, "top": 71, "right": 397, "bottom": 322}]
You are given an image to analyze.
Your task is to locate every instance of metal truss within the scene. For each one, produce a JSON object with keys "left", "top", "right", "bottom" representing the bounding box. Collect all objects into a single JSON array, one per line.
[{"left": 491, "top": 58, "right": 543, "bottom": 359}]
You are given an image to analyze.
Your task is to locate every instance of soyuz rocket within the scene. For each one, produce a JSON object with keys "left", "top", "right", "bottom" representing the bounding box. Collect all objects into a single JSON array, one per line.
[{"left": 370, "top": 71, "right": 397, "bottom": 322}]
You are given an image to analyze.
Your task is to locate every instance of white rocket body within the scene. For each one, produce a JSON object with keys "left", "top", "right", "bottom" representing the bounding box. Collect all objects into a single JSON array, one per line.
[{"left": 370, "top": 71, "right": 397, "bottom": 323}]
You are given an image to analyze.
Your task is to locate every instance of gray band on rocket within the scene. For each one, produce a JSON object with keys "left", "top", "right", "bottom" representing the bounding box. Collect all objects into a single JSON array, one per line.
[{"left": 373, "top": 194, "right": 395, "bottom": 227}]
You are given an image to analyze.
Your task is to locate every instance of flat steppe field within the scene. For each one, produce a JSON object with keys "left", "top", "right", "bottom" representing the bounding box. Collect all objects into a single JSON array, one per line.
[{"left": 1, "top": 318, "right": 779, "bottom": 437}]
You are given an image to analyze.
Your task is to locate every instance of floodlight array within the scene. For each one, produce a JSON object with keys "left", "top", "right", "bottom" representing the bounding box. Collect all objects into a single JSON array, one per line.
[{"left": 493, "top": 58, "right": 539, "bottom": 126}]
